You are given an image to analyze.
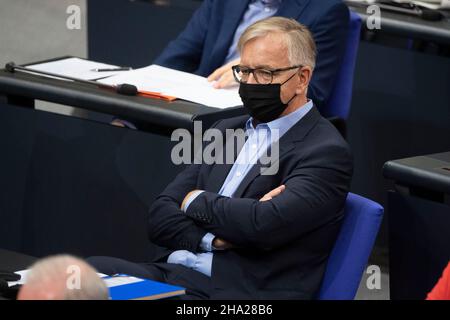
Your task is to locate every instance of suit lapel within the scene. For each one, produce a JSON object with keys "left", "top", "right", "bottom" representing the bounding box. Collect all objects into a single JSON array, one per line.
[
  {"left": 276, "top": 0, "right": 310, "bottom": 19},
  {"left": 232, "top": 106, "right": 321, "bottom": 198},
  {"left": 204, "top": 156, "right": 234, "bottom": 194},
  {"left": 204, "top": 118, "right": 248, "bottom": 193}
]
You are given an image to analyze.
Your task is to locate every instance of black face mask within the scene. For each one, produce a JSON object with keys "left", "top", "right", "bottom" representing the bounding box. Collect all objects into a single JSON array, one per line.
[{"left": 238, "top": 72, "right": 297, "bottom": 123}]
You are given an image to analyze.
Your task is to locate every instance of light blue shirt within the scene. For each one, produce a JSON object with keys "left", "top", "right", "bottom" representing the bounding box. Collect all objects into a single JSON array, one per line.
[
  {"left": 167, "top": 100, "right": 314, "bottom": 276},
  {"left": 224, "top": 0, "right": 281, "bottom": 64}
]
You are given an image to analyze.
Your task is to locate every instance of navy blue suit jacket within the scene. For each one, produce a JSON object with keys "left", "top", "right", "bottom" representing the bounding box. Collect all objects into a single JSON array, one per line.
[
  {"left": 154, "top": 0, "right": 349, "bottom": 110},
  {"left": 148, "top": 106, "right": 353, "bottom": 299}
]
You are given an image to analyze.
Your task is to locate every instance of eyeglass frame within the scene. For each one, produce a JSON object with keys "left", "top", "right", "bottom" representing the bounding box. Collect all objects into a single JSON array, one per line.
[{"left": 231, "top": 64, "right": 303, "bottom": 85}]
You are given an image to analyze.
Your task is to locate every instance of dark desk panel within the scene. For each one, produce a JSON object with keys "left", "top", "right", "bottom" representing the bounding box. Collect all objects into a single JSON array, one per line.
[
  {"left": 0, "top": 249, "right": 36, "bottom": 300},
  {"left": 0, "top": 68, "right": 244, "bottom": 134},
  {"left": 383, "top": 152, "right": 450, "bottom": 299},
  {"left": 347, "top": 2, "right": 450, "bottom": 45},
  {"left": 387, "top": 192, "right": 450, "bottom": 299},
  {"left": 0, "top": 249, "right": 36, "bottom": 272},
  {"left": 0, "top": 102, "right": 182, "bottom": 260}
]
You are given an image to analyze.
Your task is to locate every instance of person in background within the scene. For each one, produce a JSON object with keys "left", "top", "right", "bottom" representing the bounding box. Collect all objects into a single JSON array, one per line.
[
  {"left": 427, "top": 262, "right": 450, "bottom": 300},
  {"left": 154, "top": 0, "right": 349, "bottom": 111},
  {"left": 17, "top": 254, "right": 109, "bottom": 300}
]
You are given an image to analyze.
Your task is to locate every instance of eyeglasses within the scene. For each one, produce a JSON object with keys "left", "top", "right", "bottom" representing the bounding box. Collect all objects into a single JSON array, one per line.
[{"left": 232, "top": 64, "right": 303, "bottom": 85}]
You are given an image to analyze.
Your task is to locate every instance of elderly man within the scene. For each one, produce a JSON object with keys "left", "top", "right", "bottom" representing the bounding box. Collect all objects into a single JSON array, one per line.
[
  {"left": 155, "top": 0, "right": 349, "bottom": 111},
  {"left": 90, "top": 17, "right": 352, "bottom": 300},
  {"left": 17, "top": 255, "right": 109, "bottom": 300}
]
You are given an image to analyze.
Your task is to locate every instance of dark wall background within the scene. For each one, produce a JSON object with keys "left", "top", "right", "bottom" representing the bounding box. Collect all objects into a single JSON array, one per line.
[{"left": 0, "top": 100, "right": 184, "bottom": 261}]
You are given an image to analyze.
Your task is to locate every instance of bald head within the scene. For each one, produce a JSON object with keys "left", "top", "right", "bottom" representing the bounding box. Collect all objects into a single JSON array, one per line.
[{"left": 18, "top": 255, "right": 109, "bottom": 300}]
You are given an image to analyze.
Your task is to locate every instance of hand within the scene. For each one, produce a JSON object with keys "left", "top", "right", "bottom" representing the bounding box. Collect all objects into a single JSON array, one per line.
[
  {"left": 213, "top": 237, "right": 234, "bottom": 250},
  {"left": 207, "top": 58, "right": 240, "bottom": 89},
  {"left": 260, "top": 185, "right": 286, "bottom": 202},
  {"left": 181, "top": 190, "right": 201, "bottom": 211}
]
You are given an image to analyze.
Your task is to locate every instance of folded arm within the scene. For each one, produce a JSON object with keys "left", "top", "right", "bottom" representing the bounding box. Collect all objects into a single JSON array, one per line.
[
  {"left": 147, "top": 119, "right": 224, "bottom": 252},
  {"left": 148, "top": 163, "right": 209, "bottom": 252},
  {"left": 184, "top": 145, "right": 352, "bottom": 251}
]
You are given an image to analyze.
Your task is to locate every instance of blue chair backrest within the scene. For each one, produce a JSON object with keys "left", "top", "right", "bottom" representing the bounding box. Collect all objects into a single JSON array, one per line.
[
  {"left": 318, "top": 193, "right": 384, "bottom": 300},
  {"left": 324, "top": 11, "right": 362, "bottom": 119}
]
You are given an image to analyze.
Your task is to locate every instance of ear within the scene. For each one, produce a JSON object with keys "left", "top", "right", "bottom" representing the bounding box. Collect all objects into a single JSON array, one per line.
[{"left": 295, "top": 67, "right": 312, "bottom": 95}]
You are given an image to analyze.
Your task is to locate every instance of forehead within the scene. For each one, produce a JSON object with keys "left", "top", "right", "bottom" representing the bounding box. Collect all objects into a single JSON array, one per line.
[{"left": 240, "top": 32, "right": 289, "bottom": 68}]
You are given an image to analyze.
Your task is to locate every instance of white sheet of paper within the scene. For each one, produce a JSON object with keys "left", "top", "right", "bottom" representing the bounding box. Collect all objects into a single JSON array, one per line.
[
  {"left": 98, "top": 64, "right": 243, "bottom": 109},
  {"left": 413, "top": 0, "right": 450, "bottom": 9},
  {"left": 392, "top": 0, "right": 450, "bottom": 9},
  {"left": 103, "top": 275, "right": 144, "bottom": 288},
  {"left": 7, "top": 269, "right": 109, "bottom": 287},
  {"left": 25, "top": 57, "right": 126, "bottom": 81},
  {"left": 7, "top": 269, "right": 29, "bottom": 287},
  {"left": 349, "top": 0, "right": 450, "bottom": 8}
]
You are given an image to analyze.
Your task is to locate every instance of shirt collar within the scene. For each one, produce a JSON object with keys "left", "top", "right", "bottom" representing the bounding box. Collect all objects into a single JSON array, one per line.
[{"left": 245, "top": 100, "right": 314, "bottom": 137}]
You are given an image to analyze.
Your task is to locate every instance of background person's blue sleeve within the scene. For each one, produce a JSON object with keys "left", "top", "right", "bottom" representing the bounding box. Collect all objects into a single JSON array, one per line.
[
  {"left": 153, "top": 0, "right": 212, "bottom": 73},
  {"left": 307, "top": 2, "right": 350, "bottom": 111}
]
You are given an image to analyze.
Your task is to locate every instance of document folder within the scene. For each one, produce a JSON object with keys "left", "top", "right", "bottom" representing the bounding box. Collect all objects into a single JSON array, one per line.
[{"left": 104, "top": 274, "right": 186, "bottom": 300}]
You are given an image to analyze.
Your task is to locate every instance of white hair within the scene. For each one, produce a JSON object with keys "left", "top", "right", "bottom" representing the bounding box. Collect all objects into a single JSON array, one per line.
[
  {"left": 238, "top": 17, "right": 317, "bottom": 69},
  {"left": 23, "top": 254, "right": 109, "bottom": 300}
]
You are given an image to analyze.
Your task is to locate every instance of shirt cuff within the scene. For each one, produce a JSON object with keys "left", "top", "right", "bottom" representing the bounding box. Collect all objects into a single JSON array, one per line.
[
  {"left": 199, "top": 232, "right": 215, "bottom": 252},
  {"left": 167, "top": 250, "right": 197, "bottom": 268},
  {"left": 182, "top": 190, "right": 204, "bottom": 212},
  {"left": 193, "top": 253, "right": 212, "bottom": 277}
]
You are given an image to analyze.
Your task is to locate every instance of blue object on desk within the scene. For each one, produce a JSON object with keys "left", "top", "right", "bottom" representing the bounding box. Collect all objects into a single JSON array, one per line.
[{"left": 106, "top": 274, "right": 185, "bottom": 300}]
